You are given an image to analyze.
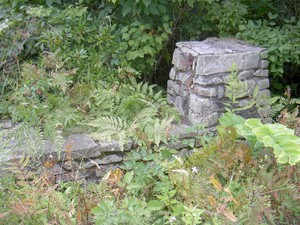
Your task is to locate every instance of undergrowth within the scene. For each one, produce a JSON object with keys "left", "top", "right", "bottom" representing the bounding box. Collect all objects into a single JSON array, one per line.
[
  {"left": 1, "top": 62, "right": 300, "bottom": 224},
  {"left": 1, "top": 114, "right": 299, "bottom": 224}
]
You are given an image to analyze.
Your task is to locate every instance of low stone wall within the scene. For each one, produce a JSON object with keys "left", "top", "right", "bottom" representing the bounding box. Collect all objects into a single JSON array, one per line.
[
  {"left": 0, "top": 121, "right": 203, "bottom": 183},
  {"left": 167, "top": 38, "right": 270, "bottom": 126}
]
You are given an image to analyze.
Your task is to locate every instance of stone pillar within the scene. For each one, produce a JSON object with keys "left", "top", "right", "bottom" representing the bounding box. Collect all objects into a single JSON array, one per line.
[{"left": 167, "top": 38, "right": 270, "bottom": 127}]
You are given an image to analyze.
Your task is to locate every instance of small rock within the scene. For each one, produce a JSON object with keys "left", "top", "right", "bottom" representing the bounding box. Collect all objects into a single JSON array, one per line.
[
  {"left": 62, "top": 161, "right": 79, "bottom": 171},
  {"left": 0, "top": 120, "right": 15, "bottom": 129},
  {"left": 99, "top": 140, "right": 132, "bottom": 152},
  {"left": 95, "top": 164, "right": 119, "bottom": 178},
  {"left": 48, "top": 164, "right": 66, "bottom": 176},
  {"left": 99, "top": 154, "right": 123, "bottom": 165}
]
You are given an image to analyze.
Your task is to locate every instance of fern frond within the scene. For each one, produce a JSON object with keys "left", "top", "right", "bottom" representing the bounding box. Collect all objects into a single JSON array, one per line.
[
  {"left": 116, "top": 97, "right": 146, "bottom": 120},
  {"left": 87, "top": 116, "right": 127, "bottom": 132},
  {"left": 270, "top": 103, "right": 285, "bottom": 117},
  {"left": 88, "top": 116, "right": 128, "bottom": 151},
  {"left": 91, "top": 89, "right": 116, "bottom": 113},
  {"left": 2, "top": 123, "right": 45, "bottom": 160}
]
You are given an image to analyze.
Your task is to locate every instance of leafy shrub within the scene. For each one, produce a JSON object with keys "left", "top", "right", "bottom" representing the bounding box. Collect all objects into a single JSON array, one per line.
[{"left": 237, "top": 14, "right": 300, "bottom": 82}]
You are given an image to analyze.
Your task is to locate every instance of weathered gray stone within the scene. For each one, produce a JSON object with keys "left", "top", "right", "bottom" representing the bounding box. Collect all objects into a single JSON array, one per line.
[
  {"left": 182, "top": 88, "right": 190, "bottom": 99},
  {"left": 82, "top": 159, "right": 102, "bottom": 169},
  {"left": 0, "top": 120, "right": 15, "bottom": 129},
  {"left": 238, "top": 98, "right": 253, "bottom": 108},
  {"left": 99, "top": 154, "right": 123, "bottom": 165},
  {"left": 238, "top": 109, "right": 256, "bottom": 119},
  {"left": 196, "top": 55, "right": 204, "bottom": 75},
  {"left": 193, "top": 75, "right": 223, "bottom": 86},
  {"left": 256, "top": 78, "right": 270, "bottom": 90},
  {"left": 245, "top": 79, "right": 256, "bottom": 97},
  {"left": 95, "top": 164, "right": 119, "bottom": 177},
  {"left": 46, "top": 135, "right": 90, "bottom": 159},
  {"left": 62, "top": 161, "right": 79, "bottom": 171},
  {"left": 176, "top": 41, "right": 211, "bottom": 54},
  {"left": 170, "top": 124, "right": 216, "bottom": 139},
  {"left": 81, "top": 154, "right": 123, "bottom": 170},
  {"left": 63, "top": 134, "right": 100, "bottom": 160},
  {"left": 180, "top": 46, "right": 199, "bottom": 57},
  {"left": 48, "top": 164, "right": 66, "bottom": 176},
  {"left": 170, "top": 124, "right": 197, "bottom": 139},
  {"left": 172, "top": 48, "right": 181, "bottom": 67},
  {"left": 166, "top": 140, "right": 197, "bottom": 150},
  {"left": 99, "top": 140, "right": 132, "bottom": 152},
  {"left": 167, "top": 94, "right": 175, "bottom": 105},
  {"left": 173, "top": 82, "right": 182, "bottom": 95},
  {"left": 256, "top": 89, "right": 271, "bottom": 106},
  {"left": 254, "top": 69, "right": 269, "bottom": 77},
  {"left": 172, "top": 49, "right": 193, "bottom": 71},
  {"left": 188, "top": 111, "right": 219, "bottom": 127},
  {"left": 258, "top": 107, "right": 272, "bottom": 118},
  {"left": 172, "top": 38, "right": 269, "bottom": 127},
  {"left": 175, "top": 96, "right": 185, "bottom": 116},
  {"left": 177, "top": 39, "right": 263, "bottom": 55},
  {"left": 177, "top": 72, "right": 193, "bottom": 87},
  {"left": 169, "top": 68, "right": 176, "bottom": 80},
  {"left": 238, "top": 70, "right": 253, "bottom": 80},
  {"left": 167, "top": 80, "right": 175, "bottom": 95},
  {"left": 200, "top": 51, "right": 261, "bottom": 75},
  {"left": 260, "top": 50, "right": 268, "bottom": 58},
  {"left": 217, "top": 86, "right": 225, "bottom": 99},
  {"left": 259, "top": 60, "right": 269, "bottom": 69},
  {"left": 189, "top": 94, "right": 219, "bottom": 115},
  {"left": 193, "top": 85, "right": 218, "bottom": 97}
]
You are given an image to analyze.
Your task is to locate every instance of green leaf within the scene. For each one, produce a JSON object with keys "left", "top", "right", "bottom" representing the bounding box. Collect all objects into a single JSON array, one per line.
[
  {"left": 143, "top": 0, "right": 151, "bottom": 8},
  {"left": 252, "top": 124, "right": 300, "bottom": 165},
  {"left": 158, "top": 4, "right": 166, "bottom": 14},
  {"left": 248, "top": 20, "right": 255, "bottom": 28},
  {"left": 147, "top": 200, "right": 163, "bottom": 211},
  {"left": 127, "top": 181, "right": 145, "bottom": 189},
  {"left": 123, "top": 171, "right": 134, "bottom": 184},
  {"left": 218, "top": 112, "right": 245, "bottom": 127},
  {"left": 187, "top": 0, "right": 195, "bottom": 7},
  {"left": 268, "top": 13, "right": 278, "bottom": 20},
  {"left": 148, "top": 2, "right": 159, "bottom": 15},
  {"left": 122, "top": 2, "right": 132, "bottom": 17},
  {"left": 143, "top": 45, "right": 154, "bottom": 55}
]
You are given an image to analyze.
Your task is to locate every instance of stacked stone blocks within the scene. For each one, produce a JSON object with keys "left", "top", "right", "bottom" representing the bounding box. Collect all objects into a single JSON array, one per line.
[{"left": 167, "top": 38, "right": 270, "bottom": 127}]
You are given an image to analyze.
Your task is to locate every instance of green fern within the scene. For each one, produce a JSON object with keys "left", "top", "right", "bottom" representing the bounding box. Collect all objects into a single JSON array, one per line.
[
  {"left": 0, "top": 122, "right": 64, "bottom": 166},
  {"left": 224, "top": 64, "right": 257, "bottom": 113},
  {"left": 88, "top": 116, "right": 128, "bottom": 151},
  {"left": 269, "top": 95, "right": 300, "bottom": 118},
  {"left": 91, "top": 88, "right": 117, "bottom": 115},
  {"left": 85, "top": 77, "right": 178, "bottom": 149},
  {"left": 116, "top": 97, "right": 147, "bottom": 120},
  {"left": 3, "top": 123, "right": 45, "bottom": 158}
]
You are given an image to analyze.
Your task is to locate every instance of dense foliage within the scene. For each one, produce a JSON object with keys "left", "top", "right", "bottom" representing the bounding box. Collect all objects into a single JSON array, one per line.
[{"left": 1, "top": 0, "right": 300, "bottom": 128}]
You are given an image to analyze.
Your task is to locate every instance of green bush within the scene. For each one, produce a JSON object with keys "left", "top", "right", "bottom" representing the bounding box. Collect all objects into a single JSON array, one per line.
[{"left": 237, "top": 15, "right": 300, "bottom": 79}]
